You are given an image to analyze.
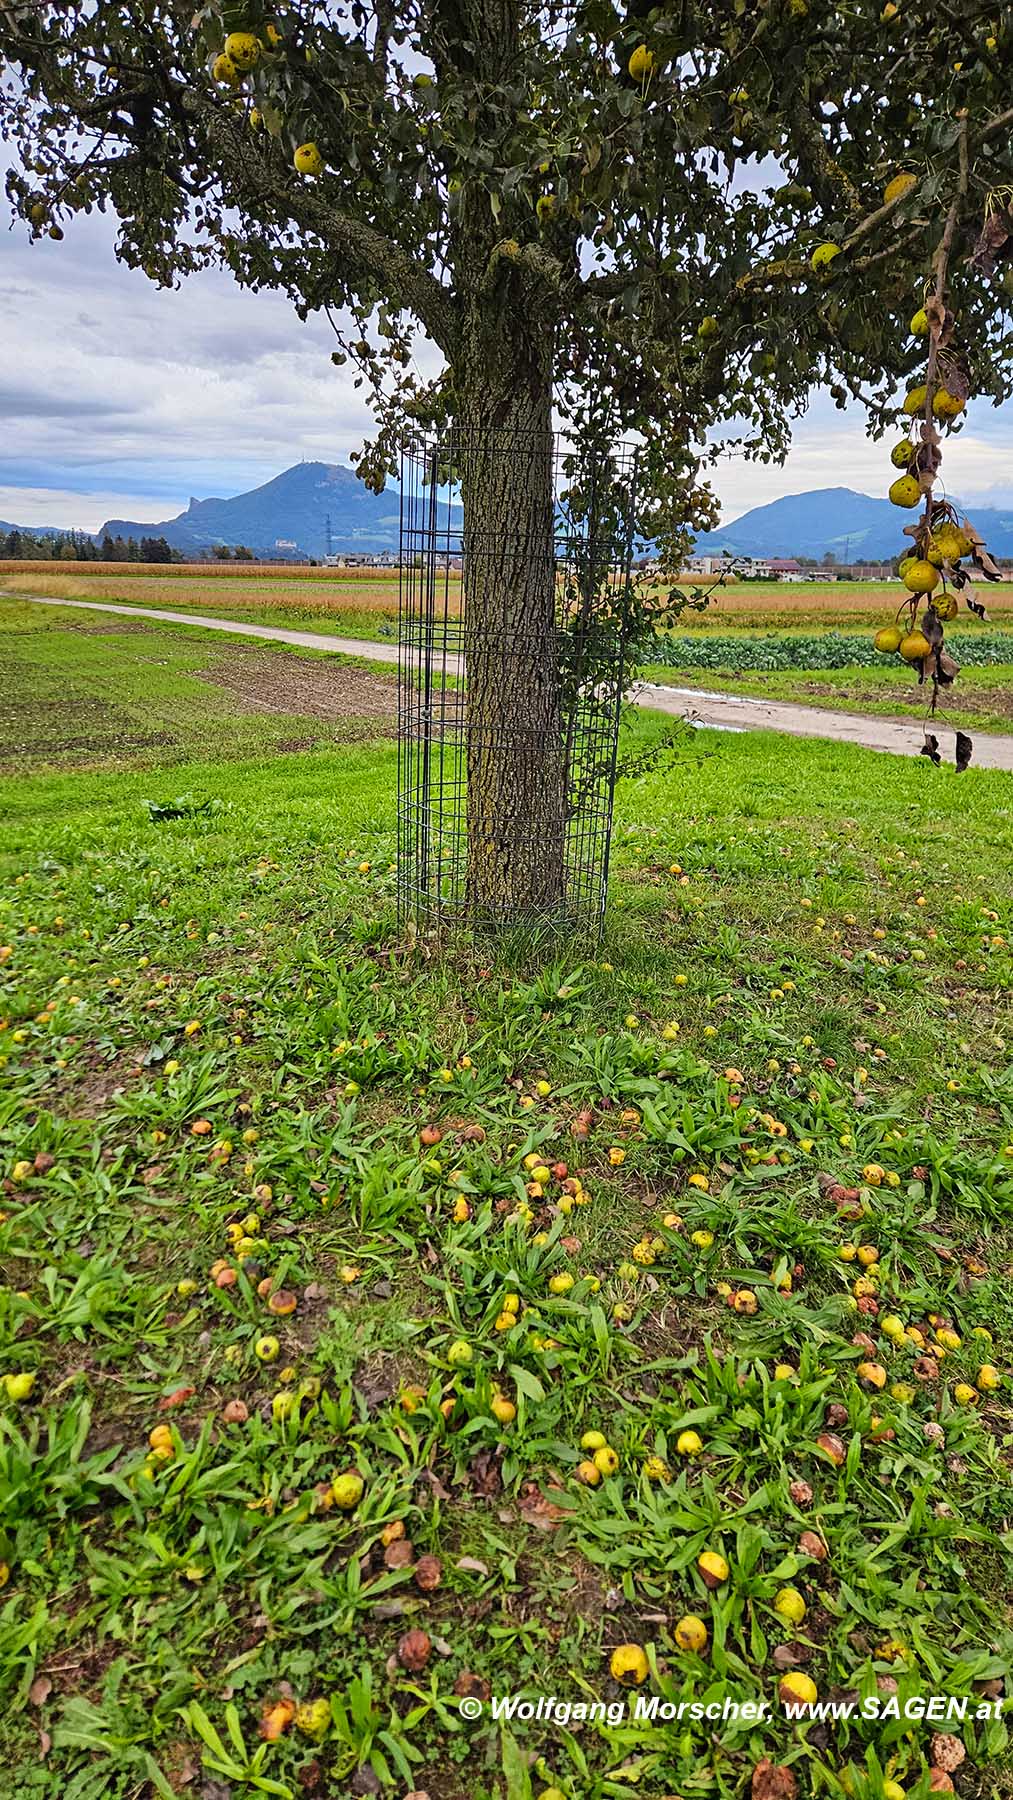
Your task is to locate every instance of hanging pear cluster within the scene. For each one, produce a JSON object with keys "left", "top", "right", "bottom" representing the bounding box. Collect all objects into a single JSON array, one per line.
[{"left": 874, "top": 289, "right": 1002, "bottom": 766}]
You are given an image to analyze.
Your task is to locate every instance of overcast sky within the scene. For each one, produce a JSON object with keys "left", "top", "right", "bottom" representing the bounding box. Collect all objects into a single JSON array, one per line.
[{"left": 4, "top": 204, "right": 1013, "bottom": 532}]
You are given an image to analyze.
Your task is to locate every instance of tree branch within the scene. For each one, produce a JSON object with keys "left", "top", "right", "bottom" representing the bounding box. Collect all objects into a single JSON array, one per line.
[
  {"left": 372, "top": 0, "right": 396, "bottom": 74},
  {"left": 920, "top": 118, "right": 969, "bottom": 448},
  {"left": 738, "top": 124, "right": 969, "bottom": 298},
  {"left": 192, "top": 94, "right": 458, "bottom": 353},
  {"left": 841, "top": 184, "right": 918, "bottom": 254},
  {"left": 574, "top": 265, "right": 634, "bottom": 304},
  {"left": 781, "top": 96, "right": 863, "bottom": 221},
  {"left": 483, "top": 235, "right": 565, "bottom": 294},
  {"left": 978, "top": 105, "right": 1013, "bottom": 144},
  {"left": 734, "top": 254, "right": 806, "bottom": 294}
]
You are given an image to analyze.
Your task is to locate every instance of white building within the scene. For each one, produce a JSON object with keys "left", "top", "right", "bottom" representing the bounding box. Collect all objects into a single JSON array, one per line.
[
  {"left": 681, "top": 552, "right": 770, "bottom": 579},
  {"left": 324, "top": 550, "right": 399, "bottom": 568}
]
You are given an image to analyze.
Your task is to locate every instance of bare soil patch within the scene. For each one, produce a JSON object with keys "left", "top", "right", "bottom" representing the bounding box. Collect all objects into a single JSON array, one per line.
[
  {"left": 201, "top": 647, "right": 397, "bottom": 732},
  {"left": 58, "top": 619, "right": 155, "bottom": 637}
]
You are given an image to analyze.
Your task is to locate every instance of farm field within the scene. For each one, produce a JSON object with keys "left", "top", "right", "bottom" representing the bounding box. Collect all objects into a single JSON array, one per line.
[
  {"left": 8, "top": 567, "right": 1013, "bottom": 746},
  {"left": 0, "top": 566, "right": 409, "bottom": 643},
  {"left": 2, "top": 600, "right": 1013, "bottom": 1799},
  {"left": 0, "top": 597, "right": 398, "bottom": 774},
  {"left": 6, "top": 563, "right": 1013, "bottom": 645},
  {"left": 652, "top": 577, "right": 1013, "bottom": 634}
]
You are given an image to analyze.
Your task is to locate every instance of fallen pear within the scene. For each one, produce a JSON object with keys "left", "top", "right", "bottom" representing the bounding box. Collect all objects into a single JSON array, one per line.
[
  {"left": 331, "top": 1471, "right": 365, "bottom": 1510},
  {"left": 698, "top": 1550, "right": 729, "bottom": 1587},
  {"left": 2, "top": 1372, "right": 36, "bottom": 1402},
  {"left": 609, "top": 1642, "right": 648, "bottom": 1684},
  {"left": 674, "top": 1614, "right": 708, "bottom": 1653}
]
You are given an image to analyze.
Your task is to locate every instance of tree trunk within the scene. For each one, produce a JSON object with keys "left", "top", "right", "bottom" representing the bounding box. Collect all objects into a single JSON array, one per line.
[{"left": 456, "top": 321, "right": 566, "bottom": 924}]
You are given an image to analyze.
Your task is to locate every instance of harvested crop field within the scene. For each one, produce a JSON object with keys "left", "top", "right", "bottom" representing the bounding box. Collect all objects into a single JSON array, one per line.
[{"left": 0, "top": 598, "right": 397, "bottom": 774}]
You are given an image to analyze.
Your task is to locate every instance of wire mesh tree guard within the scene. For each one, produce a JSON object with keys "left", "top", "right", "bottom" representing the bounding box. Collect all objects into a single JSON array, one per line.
[{"left": 397, "top": 429, "right": 641, "bottom": 936}]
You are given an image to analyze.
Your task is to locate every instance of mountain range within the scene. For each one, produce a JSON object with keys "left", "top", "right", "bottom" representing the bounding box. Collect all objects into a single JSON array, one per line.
[
  {"left": 692, "top": 486, "right": 1013, "bottom": 561},
  {"left": 1, "top": 518, "right": 86, "bottom": 538},
  {"left": 100, "top": 461, "right": 403, "bottom": 559},
  {"left": 7, "top": 468, "right": 1013, "bottom": 562}
]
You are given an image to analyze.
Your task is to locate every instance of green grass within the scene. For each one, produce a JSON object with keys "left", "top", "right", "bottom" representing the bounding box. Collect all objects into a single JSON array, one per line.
[
  {"left": 1, "top": 573, "right": 402, "bottom": 645},
  {"left": 2, "top": 613, "right": 1013, "bottom": 1800},
  {"left": 64, "top": 594, "right": 400, "bottom": 642}
]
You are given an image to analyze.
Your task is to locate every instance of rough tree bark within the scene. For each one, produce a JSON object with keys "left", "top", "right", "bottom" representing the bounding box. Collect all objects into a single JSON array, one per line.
[
  {"left": 456, "top": 309, "right": 566, "bottom": 922},
  {"left": 423, "top": 2, "right": 569, "bottom": 923}
]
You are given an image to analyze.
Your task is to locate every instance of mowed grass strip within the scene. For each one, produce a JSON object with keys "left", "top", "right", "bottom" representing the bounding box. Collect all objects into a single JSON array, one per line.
[{"left": 1, "top": 624, "right": 1013, "bottom": 1798}]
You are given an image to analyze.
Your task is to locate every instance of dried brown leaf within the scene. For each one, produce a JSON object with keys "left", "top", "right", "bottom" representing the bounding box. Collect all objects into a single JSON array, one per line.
[
  {"left": 973, "top": 547, "right": 1003, "bottom": 581},
  {"left": 971, "top": 210, "right": 1011, "bottom": 275},
  {"left": 468, "top": 1450, "right": 502, "bottom": 1499},
  {"left": 158, "top": 1385, "right": 195, "bottom": 1411},
  {"left": 930, "top": 1734, "right": 966, "bottom": 1773},
  {"left": 913, "top": 443, "right": 942, "bottom": 479},
  {"left": 925, "top": 296, "right": 956, "bottom": 345},
  {"left": 518, "top": 1482, "right": 567, "bottom": 1530},
  {"left": 752, "top": 1759, "right": 798, "bottom": 1800}
]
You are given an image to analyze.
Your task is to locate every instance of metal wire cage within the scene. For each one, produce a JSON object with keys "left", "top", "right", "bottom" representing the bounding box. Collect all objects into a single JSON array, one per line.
[{"left": 397, "top": 429, "right": 642, "bottom": 937}]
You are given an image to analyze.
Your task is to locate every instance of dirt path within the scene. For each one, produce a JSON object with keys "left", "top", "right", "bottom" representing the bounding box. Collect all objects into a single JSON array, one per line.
[
  {"left": 14, "top": 593, "right": 1013, "bottom": 772},
  {"left": 632, "top": 680, "right": 1013, "bottom": 771}
]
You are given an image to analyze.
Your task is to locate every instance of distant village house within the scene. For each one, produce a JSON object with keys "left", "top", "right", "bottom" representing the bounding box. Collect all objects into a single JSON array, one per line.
[
  {"left": 680, "top": 552, "right": 807, "bottom": 581},
  {"left": 324, "top": 550, "right": 400, "bottom": 568}
]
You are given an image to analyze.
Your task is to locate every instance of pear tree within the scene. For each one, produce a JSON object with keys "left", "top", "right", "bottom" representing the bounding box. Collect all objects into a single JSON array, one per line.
[{"left": 4, "top": 1, "right": 1013, "bottom": 911}]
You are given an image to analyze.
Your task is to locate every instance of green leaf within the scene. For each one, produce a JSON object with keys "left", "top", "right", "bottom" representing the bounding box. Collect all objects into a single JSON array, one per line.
[
  {"left": 143, "top": 1753, "right": 179, "bottom": 1800},
  {"left": 501, "top": 1727, "right": 534, "bottom": 1800},
  {"left": 509, "top": 1364, "right": 545, "bottom": 1403},
  {"left": 225, "top": 1701, "right": 248, "bottom": 1759},
  {"left": 183, "top": 1701, "right": 237, "bottom": 1768}
]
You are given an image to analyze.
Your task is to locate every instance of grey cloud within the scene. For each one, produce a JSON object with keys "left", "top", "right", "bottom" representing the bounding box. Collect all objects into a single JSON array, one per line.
[{"left": 0, "top": 380, "right": 133, "bottom": 419}]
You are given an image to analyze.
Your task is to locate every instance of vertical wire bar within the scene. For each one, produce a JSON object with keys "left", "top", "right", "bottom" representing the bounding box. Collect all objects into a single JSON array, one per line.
[
  {"left": 596, "top": 446, "right": 641, "bottom": 932},
  {"left": 397, "top": 437, "right": 409, "bottom": 927}
]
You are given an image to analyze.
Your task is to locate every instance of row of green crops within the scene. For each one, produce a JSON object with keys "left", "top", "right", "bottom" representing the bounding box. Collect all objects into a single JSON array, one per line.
[{"left": 646, "top": 630, "right": 1013, "bottom": 672}]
